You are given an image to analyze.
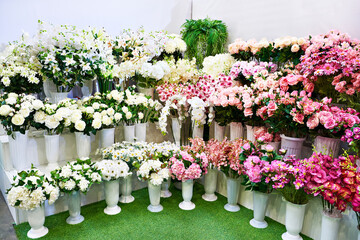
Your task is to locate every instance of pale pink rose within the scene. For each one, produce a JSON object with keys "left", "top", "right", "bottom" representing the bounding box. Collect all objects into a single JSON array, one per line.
[
  {"left": 306, "top": 114, "right": 319, "bottom": 129},
  {"left": 244, "top": 101, "right": 252, "bottom": 108},
  {"left": 267, "top": 101, "right": 277, "bottom": 111},
  {"left": 293, "top": 113, "right": 305, "bottom": 124},
  {"left": 244, "top": 108, "right": 253, "bottom": 117},
  {"left": 324, "top": 118, "right": 336, "bottom": 129}
]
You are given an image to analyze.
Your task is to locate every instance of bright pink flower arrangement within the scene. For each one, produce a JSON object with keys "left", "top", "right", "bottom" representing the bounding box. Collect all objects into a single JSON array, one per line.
[{"left": 253, "top": 126, "right": 281, "bottom": 143}]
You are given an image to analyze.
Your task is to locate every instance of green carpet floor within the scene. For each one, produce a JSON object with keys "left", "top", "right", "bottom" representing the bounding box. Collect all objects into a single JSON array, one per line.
[{"left": 14, "top": 184, "right": 312, "bottom": 240}]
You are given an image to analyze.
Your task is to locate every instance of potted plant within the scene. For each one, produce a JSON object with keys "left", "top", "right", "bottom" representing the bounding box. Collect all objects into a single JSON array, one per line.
[
  {"left": 7, "top": 166, "right": 59, "bottom": 239},
  {"left": 51, "top": 158, "right": 102, "bottom": 224},
  {"left": 253, "top": 126, "right": 281, "bottom": 152}
]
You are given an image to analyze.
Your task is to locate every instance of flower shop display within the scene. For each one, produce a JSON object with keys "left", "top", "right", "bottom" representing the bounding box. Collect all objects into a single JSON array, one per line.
[
  {"left": 137, "top": 160, "right": 170, "bottom": 212},
  {"left": 169, "top": 148, "right": 208, "bottom": 210},
  {"left": 7, "top": 167, "right": 59, "bottom": 238},
  {"left": 96, "top": 159, "right": 131, "bottom": 215},
  {"left": 254, "top": 126, "right": 281, "bottom": 152},
  {"left": 51, "top": 158, "right": 102, "bottom": 224},
  {"left": 181, "top": 18, "right": 228, "bottom": 67}
]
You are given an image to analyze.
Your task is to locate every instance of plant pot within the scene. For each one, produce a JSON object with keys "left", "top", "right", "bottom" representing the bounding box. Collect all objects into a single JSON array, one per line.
[
  {"left": 250, "top": 191, "right": 269, "bottom": 229},
  {"left": 50, "top": 91, "right": 69, "bottom": 104},
  {"left": 100, "top": 128, "right": 115, "bottom": 148},
  {"left": 161, "top": 177, "right": 172, "bottom": 198},
  {"left": 75, "top": 132, "right": 91, "bottom": 159},
  {"left": 66, "top": 191, "right": 84, "bottom": 224},
  {"left": 230, "top": 122, "right": 244, "bottom": 140},
  {"left": 320, "top": 212, "right": 342, "bottom": 240},
  {"left": 172, "top": 117, "right": 181, "bottom": 146},
  {"left": 314, "top": 136, "right": 341, "bottom": 158},
  {"left": 147, "top": 182, "right": 163, "bottom": 212},
  {"left": 192, "top": 122, "right": 204, "bottom": 139},
  {"left": 104, "top": 179, "right": 121, "bottom": 215},
  {"left": 81, "top": 80, "right": 93, "bottom": 98},
  {"left": 179, "top": 179, "right": 195, "bottom": 210},
  {"left": 214, "top": 122, "right": 226, "bottom": 141},
  {"left": 245, "top": 125, "right": 256, "bottom": 142},
  {"left": 281, "top": 200, "right": 307, "bottom": 240},
  {"left": 174, "top": 181, "right": 182, "bottom": 190},
  {"left": 224, "top": 177, "right": 240, "bottom": 212},
  {"left": 44, "top": 134, "right": 60, "bottom": 171},
  {"left": 135, "top": 123, "right": 147, "bottom": 142},
  {"left": 280, "top": 134, "right": 306, "bottom": 159},
  {"left": 119, "top": 175, "right": 134, "bottom": 203},
  {"left": 26, "top": 205, "right": 48, "bottom": 239},
  {"left": 9, "top": 131, "right": 30, "bottom": 171},
  {"left": 202, "top": 168, "right": 218, "bottom": 202},
  {"left": 138, "top": 86, "right": 154, "bottom": 99},
  {"left": 124, "top": 124, "right": 135, "bottom": 142}
]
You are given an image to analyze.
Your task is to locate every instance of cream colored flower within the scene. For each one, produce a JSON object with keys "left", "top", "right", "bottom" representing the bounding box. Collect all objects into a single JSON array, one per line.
[
  {"left": 75, "top": 120, "right": 86, "bottom": 131},
  {"left": 11, "top": 114, "right": 25, "bottom": 126}
]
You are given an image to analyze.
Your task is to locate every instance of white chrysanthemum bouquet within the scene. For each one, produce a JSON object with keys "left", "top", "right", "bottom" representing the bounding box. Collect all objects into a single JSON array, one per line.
[
  {"left": 95, "top": 159, "right": 131, "bottom": 181},
  {"left": 137, "top": 160, "right": 170, "bottom": 186},
  {"left": 51, "top": 159, "right": 102, "bottom": 193},
  {"left": 7, "top": 167, "right": 60, "bottom": 210}
]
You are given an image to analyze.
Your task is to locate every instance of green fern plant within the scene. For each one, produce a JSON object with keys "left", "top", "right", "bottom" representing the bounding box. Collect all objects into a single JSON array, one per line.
[{"left": 181, "top": 18, "right": 228, "bottom": 67}]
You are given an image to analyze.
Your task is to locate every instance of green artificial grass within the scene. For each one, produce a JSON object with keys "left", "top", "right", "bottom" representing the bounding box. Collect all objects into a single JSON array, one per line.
[{"left": 14, "top": 184, "right": 313, "bottom": 240}]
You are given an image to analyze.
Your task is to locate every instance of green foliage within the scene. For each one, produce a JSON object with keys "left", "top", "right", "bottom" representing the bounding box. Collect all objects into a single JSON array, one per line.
[
  {"left": 181, "top": 18, "right": 228, "bottom": 67},
  {"left": 278, "top": 185, "right": 309, "bottom": 205},
  {"left": 213, "top": 105, "right": 245, "bottom": 126},
  {"left": 0, "top": 74, "right": 43, "bottom": 94}
]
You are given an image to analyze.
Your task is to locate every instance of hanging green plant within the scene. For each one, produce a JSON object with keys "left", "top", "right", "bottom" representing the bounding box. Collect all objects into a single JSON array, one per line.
[{"left": 181, "top": 18, "right": 228, "bottom": 67}]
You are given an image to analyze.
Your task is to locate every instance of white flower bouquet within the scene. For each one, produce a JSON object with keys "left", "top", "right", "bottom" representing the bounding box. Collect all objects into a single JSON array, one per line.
[
  {"left": 202, "top": 53, "right": 235, "bottom": 77},
  {"left": 6, "top": 167, "right": 60, "bottom": 210},
  {"left": 50, "top": 158, "right": 102, "bottom": 193},
  {"left": 137, "top": 160, "right": 170, "bottom": 186},
  {"left": 146, "top": 142, "right": 180, "bottom": 162},
  {"left": 95, "top": 159, "right": 131, "bottom": 181}
]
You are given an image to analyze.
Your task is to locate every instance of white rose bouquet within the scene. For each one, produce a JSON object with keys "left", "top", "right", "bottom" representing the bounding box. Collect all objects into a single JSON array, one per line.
[
  {"left": 134, "top": 60, "right": 170, "bottom": 88},
  {"left": 51, "top": 158, "right": 102, "bottom": 194},
  {"left": 137, "top": 160, "right": 170, "bottom": 186},
  {"left": 0, "top": 93, "right": 39, "bottom": 135},
  {"left": 95, "top": 159, "right": 131, "bottom": 181},
  {"left": 66, "top": 99, "right": 98, "bottom": 136},
  {"left": 6, "top": 166, "right": 60, "bottom": 210}
]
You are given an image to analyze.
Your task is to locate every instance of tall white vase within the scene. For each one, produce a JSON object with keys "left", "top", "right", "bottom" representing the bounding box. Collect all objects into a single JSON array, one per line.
[
  {"left": 179, "top": 179, "right": 195, "bottom": 210},
  {"left": 124, "top": 124, "right": 135, "bottom": 142},
  {"left": 161, "top": 177, "right": 172, "bottom": 198},
  {"left": 27, "top": 205, "right": 48, "bottom": 239},
  {"left": 214, "top": 122, "right": 226, "bottom": 141},
  {"left": 192, "top": 122, "right": 204, "bottom": 139},
  {"left": 280, "top": 135, "right": 306, "bottom": 159},
  {"left": 120, "top": 175, "right": 134, "bottom": 203},
  {"left": 66, "top": 191, "right": 84, "bottom": 225},
  {"left": 224, "top": 177, "right": 240, "bottom": 212},
  {"left": 81, "top": 80, "right": 93, "bottom": 98},
  {"left": 43, "top": 80, "right": 57, "bottom": 100},
  {"left": 147, "top": 182, "right": 163, "bottom": 212},
  {"left": 282, "top": 200, "right": 307, "bottom": 240},
  {"left": 44, "top": 134, "right": 60, "bottom": 171},
  {"left": 230, "top": 122, "right": 244, "bottom": 140},
  {"left": 9, "top": 131, "right": 29, "bottom": 171},
  {"left": 202, "top": 168, "right": 218, "bottom": 202},
  {"left": 138, "top": 87, "right": 154, "bottom": 99},
  {"left": 135, "top": 123, "right": 147, "bottom": 142},
  {"left": 75, "top": 132, "right": 91, "bottom": 159},
  {"left": 246, "top": 125, "right": 256, "bottom": 142},
  {"left": 50, "top": 92, "right": 69, "bottom": 104},
  {"left": 314, "top": 136, "right": 341, "bottom": 157},
  {"left": 250, "top": 191, "right": 269, "bottom": 228},
  {"left": 172, "top": 118, "right": 181, "bottom": 147},
  {"left": 100, "top": 128, "right": 115, "bottom": 148},
  {"left": 320, "top": 212, "right": 342, "bottom": 240},
  {"left": 104, "top": 179, "right": 121, "bottom": 215}
]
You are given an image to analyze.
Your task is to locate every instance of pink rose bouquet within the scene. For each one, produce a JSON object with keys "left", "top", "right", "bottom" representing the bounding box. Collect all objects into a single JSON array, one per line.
[{"left": 253, "top": 126, "right": 281, "bottom": 143}]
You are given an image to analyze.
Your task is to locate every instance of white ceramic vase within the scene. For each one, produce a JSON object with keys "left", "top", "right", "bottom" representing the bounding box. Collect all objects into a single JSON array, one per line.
[
  {"left": 245, "top": 125, "right": 256, "bottom": 142},
  {"left": 44, "top": 134, "right": 60, "bottom": 171},
  {"left": 138, "top": 87, "right": 154, "bottom": 99},
  {"left": 192, "top": 122, "right": 204, "bottom": 139},
  {"left": 104, "top": 179, "right": 121, "bottom": 215},
  {"left": 282, "top": 200, "right": 307, "bottom": 240},
  {"left": 214, "top": 122, "right": 226, "bottom": 141},
  {"left": 66, "top": 191, "right": 84, "bottom": 225},
  {"left": 50, "top": 92, "right": 69, "bottom": 104},
  {"left": 250, "top": 191, "right": 269, "bottom": 229},
  {"left": 161, "top": 177, "right": 172, "bottom": 198},
  {"left": 100, "top": 128, "right": 115, "bottom": 148},
  {"left": 179, "top": 179, "right": 195, "bottom": 210},
  {"left": 124, "top": 124, "right": 135, "bottom": 142},
  {"left": 171, "top": 117, "right": 181, "bottom": 146},
  {"left": 314, "top": 136, "right": 341, "bottom": 157},
  {"left": 230, "top": 122, "right": 244, "bottom": 140},
  {"left": 43, "top": 80, "right": 57, "bottom": 100},
  {"left": 202, "top": 168, "right": 218, "bottom": 202},
  {"left": 8, "top": 131, "right": 30, "bottom": 171},
  {"left": 135, "top": 123, "right": 147, "bottom": 142},
  {"left": 147, "top": 182, "right": 163, "bottom": 212},
  {"left": 26, "top": 205, "right": 48, "bottom": 239},
  {"left": 320, "top": 212, "right": 342, "bottom": 240},
  {"left": 75, "top": 132, "right": 91, "bottom": 159},
  {"left": 119, "top": 175, "right": 134, "bottom": 203},
  {"left": 81, "top": 80, "right": 93, "bottom": 98},
  {"left": 224, "top": 177, "right": 240, "bottom": 212},
  {"left": 280, "top": 134, "right": 306, "bottom": 159}
]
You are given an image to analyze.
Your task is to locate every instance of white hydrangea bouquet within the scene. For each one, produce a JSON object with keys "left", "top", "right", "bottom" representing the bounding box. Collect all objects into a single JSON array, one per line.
[
  {"left": 95, "top": 159, "right": 131, "bottom": 181},
  {"left": 137, "top": 160, "right": 170, "bottom": 185},
  {"left": 50, "top": 158, "right": 102, "bottom": 193},
  {"left": 0, "top": 93, "right": 42, "bottom": 135},
  {"left": 7, "top": 167, "right": 60, "bottom": 210},
  {"left": 202, "top": 53, "right": 236, "bottom": 77}
]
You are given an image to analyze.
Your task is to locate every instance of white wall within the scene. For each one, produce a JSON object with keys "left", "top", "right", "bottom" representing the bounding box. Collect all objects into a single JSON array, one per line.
[
  {"left": 193, "top": 0, "right": 360, "bottom": 42},
  {"left": 0, "top": 0, "right": 192, "bottom": 44}
]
